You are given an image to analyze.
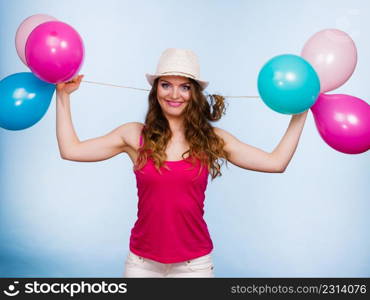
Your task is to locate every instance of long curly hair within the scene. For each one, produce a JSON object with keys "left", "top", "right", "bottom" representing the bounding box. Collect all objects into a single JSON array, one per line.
[{"left": 134, "top": 78, "right": 229, "bottom": 180}]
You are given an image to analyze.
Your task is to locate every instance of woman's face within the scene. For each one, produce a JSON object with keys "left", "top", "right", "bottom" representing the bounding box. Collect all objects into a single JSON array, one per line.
[{"left": 156, "top": 76, "right": 192, "bottom": 118}]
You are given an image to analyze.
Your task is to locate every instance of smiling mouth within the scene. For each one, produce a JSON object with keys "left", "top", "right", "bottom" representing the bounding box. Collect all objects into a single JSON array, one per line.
[{"left": 165, "top": 100, "right": 184, "bottom": 107}]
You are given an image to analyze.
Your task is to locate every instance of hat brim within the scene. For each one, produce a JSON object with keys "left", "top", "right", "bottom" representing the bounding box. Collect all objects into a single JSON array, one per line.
[{"left": 145, "top": 73, "right": 209, "bottom": 90}]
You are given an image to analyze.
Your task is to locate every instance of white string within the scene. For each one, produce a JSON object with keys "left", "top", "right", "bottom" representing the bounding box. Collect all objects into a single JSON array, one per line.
[
  {"left": 82, "top": 80, "right": 150, "bottom": 92},
  {"left": 82, "top": 80, "right": 260, "bottom": 99}
]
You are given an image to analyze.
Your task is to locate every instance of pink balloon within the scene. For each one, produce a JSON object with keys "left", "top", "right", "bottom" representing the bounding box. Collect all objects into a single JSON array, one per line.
[
  {"left": 311, "top": 93, "right": 370, "bottom": 154},
  {"left": 301, "top": 29, "right": 357, "bottom": 93},
  {"left": 25, "top": 21, "right": 84, "bottom": 84},
  {"left": 15, "top": 14, "right": 58, "bottom": 66}
]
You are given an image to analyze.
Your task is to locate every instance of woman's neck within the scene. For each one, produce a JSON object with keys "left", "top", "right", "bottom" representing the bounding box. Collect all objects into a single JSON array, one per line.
[{"left": 167, "top": 117, "right": 185, "bottom": 136}]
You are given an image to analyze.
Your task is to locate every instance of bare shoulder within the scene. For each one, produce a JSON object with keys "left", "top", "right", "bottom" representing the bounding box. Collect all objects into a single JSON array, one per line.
[
  {"left": 213, "top": 126, "right": 234, "bottom": 141},
  {"left": 120, "top": 122, "right": 145, "bottom": 150},
  {"left": 212, "top": 126, "right": 243, "bottom": 152},
  {"left": 213, "top": 126, "right": 225, "bottom": 136}
]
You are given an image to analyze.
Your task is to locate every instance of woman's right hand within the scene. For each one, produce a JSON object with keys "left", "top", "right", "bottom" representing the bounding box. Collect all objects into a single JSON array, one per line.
[{"left": 56, "top": 74, "right": 84, "bottom": 96}]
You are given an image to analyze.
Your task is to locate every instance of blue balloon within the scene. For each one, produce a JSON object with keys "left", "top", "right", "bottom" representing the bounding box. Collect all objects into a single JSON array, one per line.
[
  {"left": 257, "top": 54, "right": 320, "bottom": 114},
  {"left": 0, "top": 72, "right": 55, "bottom": 130}
]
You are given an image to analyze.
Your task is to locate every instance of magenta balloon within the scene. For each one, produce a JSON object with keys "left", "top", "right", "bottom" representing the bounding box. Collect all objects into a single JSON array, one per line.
[
  {"left": 25, "top": 21, "right": 84, "bottom": 84},
  {"left": 15, "top": 14, "right": 57, "bottom": 66},
  {"left": 301, "top": 29, "right": 357, "bottom": 93},
  {"left": 311, "top": 93, "right": 370, "bottom": 154}
]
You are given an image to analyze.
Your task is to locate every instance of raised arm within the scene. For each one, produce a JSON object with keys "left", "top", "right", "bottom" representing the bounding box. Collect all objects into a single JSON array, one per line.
[
  {"left": 214, "top": 111, "right": 308, "bottom": 173},
  {"left": 56, "top": 75, "right": 137, "bottom": 162}
]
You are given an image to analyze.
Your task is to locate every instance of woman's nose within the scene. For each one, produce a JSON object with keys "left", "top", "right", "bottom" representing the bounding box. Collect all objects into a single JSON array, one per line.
[{"left": 170, "top": 87, "right": 180, "bottom": 99}]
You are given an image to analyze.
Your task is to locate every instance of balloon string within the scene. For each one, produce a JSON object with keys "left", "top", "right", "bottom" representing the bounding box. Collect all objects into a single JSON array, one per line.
[
  {"left": 82, "top": 80, "right": 150, "bottom": 92},
  {"left": 82, "top": 80, "right": 260, "bottom": 99}
]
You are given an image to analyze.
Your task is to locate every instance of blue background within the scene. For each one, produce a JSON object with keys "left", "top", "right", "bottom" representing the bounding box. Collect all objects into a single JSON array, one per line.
[{"left": 0, "top": 0, "right": 369, "bottom": 277}]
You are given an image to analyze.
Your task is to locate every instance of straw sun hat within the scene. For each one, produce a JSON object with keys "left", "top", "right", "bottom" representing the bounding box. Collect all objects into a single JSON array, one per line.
[{"left": 145, "top": 48, "right": 209, "bottom": 90}]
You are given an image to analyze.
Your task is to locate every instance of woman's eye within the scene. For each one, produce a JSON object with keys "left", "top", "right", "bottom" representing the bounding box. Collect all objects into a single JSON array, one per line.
[
  {"left": 161, "top": 83, "right": 169, "bottom": 88},
  {"left": 182, "top": 85, "right": 190, "bottom": 91}
]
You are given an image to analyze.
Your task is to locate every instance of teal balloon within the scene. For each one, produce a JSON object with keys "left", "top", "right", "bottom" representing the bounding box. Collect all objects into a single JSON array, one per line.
[
  {"left": 0, "top": 72, "right": 55, "bottom": 130},
  {"left": 257, "top": 54, "right": 320, "bottom": 114}
]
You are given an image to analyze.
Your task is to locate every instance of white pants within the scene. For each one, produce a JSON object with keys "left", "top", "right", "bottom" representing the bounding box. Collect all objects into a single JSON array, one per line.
[{"left": 123, "top": 250, "right": 215, "bottom": 278}]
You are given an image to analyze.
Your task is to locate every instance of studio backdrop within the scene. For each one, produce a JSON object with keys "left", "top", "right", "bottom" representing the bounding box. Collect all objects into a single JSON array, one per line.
[{"left": 0, "top": 0, "right": 369, "bottom": 277}]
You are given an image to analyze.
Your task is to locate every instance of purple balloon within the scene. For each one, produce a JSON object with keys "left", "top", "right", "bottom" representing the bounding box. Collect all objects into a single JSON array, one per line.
[
  {"left": 311, "top": 93, "right": 370, "bottom": 154},
  {"left": 25, "top": 21, "right": 84, "bottom": 84}
]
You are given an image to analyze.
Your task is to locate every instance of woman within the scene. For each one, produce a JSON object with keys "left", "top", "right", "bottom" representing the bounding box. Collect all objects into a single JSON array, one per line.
[{"left": 56, "top": 48, "right": 308, "bottom": 278}]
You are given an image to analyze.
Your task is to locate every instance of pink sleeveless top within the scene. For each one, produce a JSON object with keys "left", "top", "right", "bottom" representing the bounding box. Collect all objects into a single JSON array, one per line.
[{"left": 129, "top": 133, "right": 213, "bottom": 263}]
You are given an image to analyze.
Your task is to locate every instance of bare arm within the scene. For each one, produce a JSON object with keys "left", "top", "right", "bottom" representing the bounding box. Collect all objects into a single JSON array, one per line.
[
  {"left": 214, "top": 110, "right": 308, "bottom": 173},
  {"left": 56, "top": 93, "right": 80, "bottom": 158},
  {"left": 56, "top": 75, "right": 130, "bottom": 162},
  {"left": 270, "top": 110, "right": 309, "bottom": 172}
]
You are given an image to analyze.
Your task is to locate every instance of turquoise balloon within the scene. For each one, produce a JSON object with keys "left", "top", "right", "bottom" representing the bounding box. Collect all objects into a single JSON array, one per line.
[
  {"left": 257, "top": 54, "right": 320, "bottom": 114},
  {"left": 0, "top": 72, "right": 55, "bottom": 130}
]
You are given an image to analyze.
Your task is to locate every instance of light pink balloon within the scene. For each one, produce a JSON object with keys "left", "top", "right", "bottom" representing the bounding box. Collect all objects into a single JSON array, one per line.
[
  {"left": 301, "top": 29, "right": 357, "bottom": 93},
  {"left": 311, "top": 93, "right": 370, "bottom": 154},
  {"left": 15, "top": 14, "right": 58, "bottom": 66}
]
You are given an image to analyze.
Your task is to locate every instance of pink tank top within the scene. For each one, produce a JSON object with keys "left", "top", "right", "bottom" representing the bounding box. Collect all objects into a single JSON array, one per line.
[{"left": 129, "top": 132, "right": 213, "bottom": 263}]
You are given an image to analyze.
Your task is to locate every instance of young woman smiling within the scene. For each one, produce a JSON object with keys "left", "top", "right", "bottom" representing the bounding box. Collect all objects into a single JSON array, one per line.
[{"left": 56, "top": 48, "right": 308, "bottom": 277}]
